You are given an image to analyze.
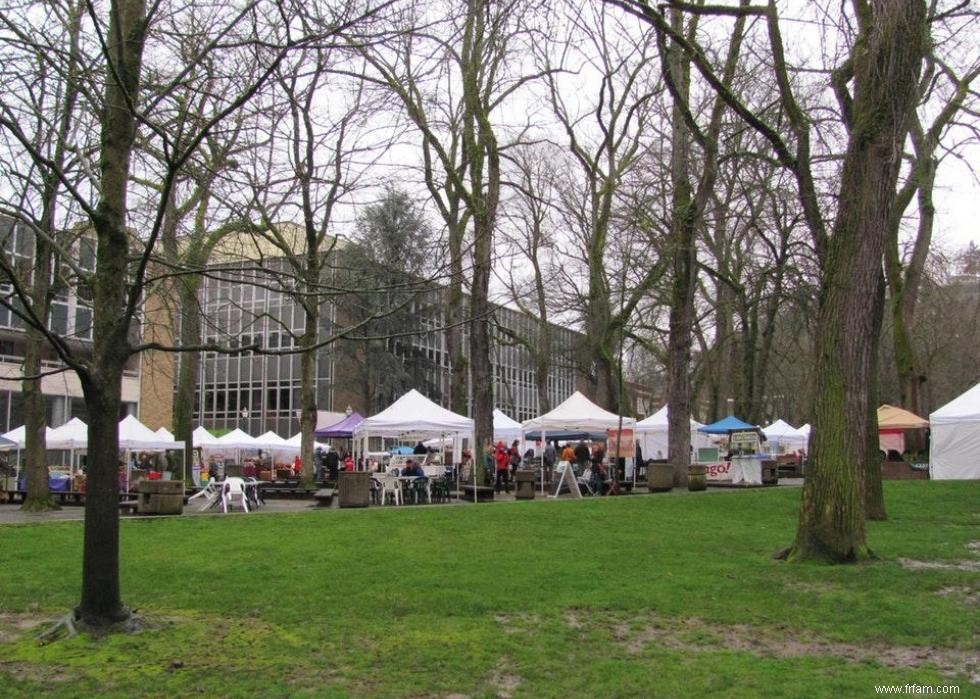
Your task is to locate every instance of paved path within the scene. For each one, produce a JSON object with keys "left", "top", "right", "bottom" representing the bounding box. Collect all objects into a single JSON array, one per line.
[{"left": 0, "top": 479, "right": 803, "bottom": 525}]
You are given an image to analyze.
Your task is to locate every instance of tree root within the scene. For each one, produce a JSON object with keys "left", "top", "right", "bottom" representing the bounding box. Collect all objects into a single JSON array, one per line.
[
  {"left": 775, "top": 541, "right": 877, "bottom": 564},
  {"left": 37, "top": 608, "right": 148, "bottom": 644},
  {"left": 20, "top": 497, "right": 62, "bottom": 513},
  {"left": 772, "top": 546, "right": 791, "bottom": 560},
  {"left": 37, "top": 612, "right": 78, "bottom": 645}
]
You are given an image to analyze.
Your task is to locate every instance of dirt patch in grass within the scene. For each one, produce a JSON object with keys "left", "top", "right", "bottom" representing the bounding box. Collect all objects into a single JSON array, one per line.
[
  {"left": 0, "top": 613, "right": 48, "bottom": 643},
  {"left": 0, "top": 660, "right": 73, "bottom": 686},
  {"left": 602, "top": 613, "right": 979, "bottom": 685},
  {"left": 783, "top": 581, "right": 837, "bottom": 595},
  {"left": 899, "top": 541, "right": 980, "bottom": 572},
  {"left": 936, "top": 586, "right": 980, "bottom": 607},
  {"left": 488, "top": 656, "right": 522, "bottom": 699},
  {"left": 564, "top": 609, "right": 586, "bottom": 629},
  {"left": 495, "top": 613, "right": 540, "bottom": 635},
  {"left": 899, "top": 558, "right": 980, "bottom": 572}
]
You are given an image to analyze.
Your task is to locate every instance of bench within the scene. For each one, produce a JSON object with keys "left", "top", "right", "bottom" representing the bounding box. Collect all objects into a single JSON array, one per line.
[
  {"left": 459, "top": 485, "right": 494, "bottom": 502},
  {"left": 313, "top": 488, "right": 335, "bottom": 507},
  {"left": 118, "top": 499, "right": 139, "bottom": 514}
]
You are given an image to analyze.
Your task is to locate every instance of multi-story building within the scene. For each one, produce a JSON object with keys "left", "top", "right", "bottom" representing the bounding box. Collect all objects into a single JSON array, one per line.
[
  {"left": 167, "top": 255, "right": 581, "bottom": 436},
  {"left": 0, "top": 219, "right": 141, "bottom": 433}
]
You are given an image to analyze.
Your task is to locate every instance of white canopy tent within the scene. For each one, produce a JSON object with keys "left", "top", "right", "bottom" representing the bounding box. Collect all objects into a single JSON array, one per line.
[
  {"left": 930, "top": 382, "right": 980, "bottom": 480},
  {"left": 493, "top": 409, "right": 523, "bottom": 445},
  {"left": 119, "top": 415, "right": 183, "bottom": 450},
  {"left": 3, "top": 424, "right": 67, "bottom": 449},
  {"left": 212, "top": 428, "right": 258, "bottom": 451},
  {"left": 522, "top": 391, "right": 635, "bottom": 434},
  {"left": 522, "top": 391, "right": 636, "bottom": 495},
  {"left": 192, "top": 426, "right": 221, "bottom": 448},
  {"left": 762, "top": 419, "right": 807, "bottom": 452},
  {"left": 634, "top": 406, "right": 708, "bottom": 461},
  {"left": 47, "top": 417, "right": 89, "bottom": 450},
  {"left": 48, "top": 418, "right": 90, "bottom": 472},
  {"left": 353, "top": 389, "right": 474, "bottom": 469},
  {"left": 254, "top": 430, "right": 290, "bottom": 450},
  {"left": 155, "top": 427, "right": 175, "bottom": 442},
  {"left": 284, "top": 432, "right": 330, "bottom": 452}
]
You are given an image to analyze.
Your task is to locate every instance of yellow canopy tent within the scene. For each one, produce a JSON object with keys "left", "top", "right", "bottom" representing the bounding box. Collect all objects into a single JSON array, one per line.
[{"left": 877, "top": 404, "right": 928, "bottom": 454}]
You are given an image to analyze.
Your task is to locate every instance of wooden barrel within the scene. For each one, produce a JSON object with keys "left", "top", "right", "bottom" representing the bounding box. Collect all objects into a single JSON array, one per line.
[
  {"left": 646, "top": 461, "right": 674, "bottom": 492},
  {"left": 688, "top": 465, "right": 707, "bottom": 491}
]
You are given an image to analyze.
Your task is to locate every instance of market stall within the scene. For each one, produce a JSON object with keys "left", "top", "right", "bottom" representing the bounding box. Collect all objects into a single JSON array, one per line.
[
  {"left": 521, "top": 391, "right": 635, "bottom": 496},
  {"left": 697, "top": 416, "right": 766, "bottom": 485},
  {"left": 353, "top": 389, "right": 473, "bottom": 500},
  {"left": 634, "top": 405, "right": 709, "bottom": 462},
  {"left": 877, "top": 404, "right": 927, "bottom": 455},
  {"left": 930, "top": 382, "right": 980, "bottom": 480}
]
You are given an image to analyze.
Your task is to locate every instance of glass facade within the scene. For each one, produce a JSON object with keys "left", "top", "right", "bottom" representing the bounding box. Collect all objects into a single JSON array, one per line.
[{"left": 191, "top": 260, "right": 579, "bottom": 433}]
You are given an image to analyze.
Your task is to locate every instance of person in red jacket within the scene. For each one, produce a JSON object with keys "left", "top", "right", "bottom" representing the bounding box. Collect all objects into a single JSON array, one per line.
[{"left": 494, "top": 441, "right": 510, "bottom": 494}]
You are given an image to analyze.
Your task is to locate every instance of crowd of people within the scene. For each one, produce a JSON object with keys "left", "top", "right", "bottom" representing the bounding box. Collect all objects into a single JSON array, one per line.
[{"left": 479, "top": 437, "right": 627, "bottom": 495}]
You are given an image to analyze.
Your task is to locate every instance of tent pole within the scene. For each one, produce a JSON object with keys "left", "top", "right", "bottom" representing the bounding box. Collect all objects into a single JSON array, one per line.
[{"left": 540, "top": 429, "right": 546, "bottom": 495}]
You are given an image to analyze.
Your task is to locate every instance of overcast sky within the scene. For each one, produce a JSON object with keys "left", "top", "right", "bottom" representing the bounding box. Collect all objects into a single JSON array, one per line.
[{"left": 933, "top": 156, "right": 980, "bottom": 251}]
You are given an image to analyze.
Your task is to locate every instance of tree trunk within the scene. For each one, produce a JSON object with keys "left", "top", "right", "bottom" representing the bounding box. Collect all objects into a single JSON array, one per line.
[
  {"left": 470, "top": 217, "right": 494, "bottom": 452},
  {"left": 76, "top": 0, "right": 147, "bottom": 625},
  {"left": 532, "top": 253, "right": 553, "bottom": 414},
  {"left": 21, "top": 339, "right": 55, "bottom": 511},
  {"left": 22, "top": 230, "right": 55, "bottom": 510},
  {"left": 787, "top": 0, "right": 925, "bottom": 562},
  {"left": 299, "top": 299, "right": 318, "bottom": 484},
  {"left": 665, "top": 8, "right": 695, "bottom": 487},
  {"left": 864, "top": 272, "right": 887, "bottom": 521},
  {"left": 77, "top": 372, "right": 129, "bottom": 625},
  {"left": 173, "top": 280, "right": 201, "bottom": 476},
  {"left": 446, "top": 220, "right": 468, "bottom": 415},
  {"left": 889, "top": 153, "right": 935, "bottom": 417}
]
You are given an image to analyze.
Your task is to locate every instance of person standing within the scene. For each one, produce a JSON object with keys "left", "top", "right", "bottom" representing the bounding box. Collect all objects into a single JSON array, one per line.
[
  {"left": 560, "top": 443, "right": 575, "bottom": 464},
  {"left": 573, "top": 440, "right": 590, "bottom": 476},
  {"left": 508, "top": 440, "right": 521, "bottom": 479},
  {"left": 325, "top": 447, "right": 340, "bottom": 481},
  {"left": 543, "top": 441, "right": 557, "bottom": 485},
  {"left": 494, "top": 441, "right": 510, "bottom": 494}
]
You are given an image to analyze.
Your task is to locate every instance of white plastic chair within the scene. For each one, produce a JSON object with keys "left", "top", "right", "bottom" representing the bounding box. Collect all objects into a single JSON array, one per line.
[
  {"left": 243, "top": 477, "right": 263, "bottom": 509},
  {"left": 190, "top": 479, "right": 222, "bottom": 511},
  {"left": 222, "top": 477, "right": 249, "bottom": 513},
  {"left": 380, "top": 473, "right": 402, "bottom": 506}
]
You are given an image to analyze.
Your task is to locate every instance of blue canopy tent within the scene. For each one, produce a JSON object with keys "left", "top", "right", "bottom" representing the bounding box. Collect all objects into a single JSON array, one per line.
[
  {"left": 524, "top": 430, "right": 608, "bottom": 442},
  {"left": 698, "top": 416, "right": 756, "bottom": 434}
]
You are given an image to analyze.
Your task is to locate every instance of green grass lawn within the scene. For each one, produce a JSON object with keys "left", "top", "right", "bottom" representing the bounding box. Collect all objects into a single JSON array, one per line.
[{"left": 1, "top": 481, "right": 978, "bottom": 698}]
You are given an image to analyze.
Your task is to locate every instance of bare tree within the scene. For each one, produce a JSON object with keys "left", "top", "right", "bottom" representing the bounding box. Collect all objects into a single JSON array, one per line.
[
  {"left": 610, "top": 0, "right": 928, "bottom": 558},
  {"left": 885, "top": 21, "right": 980, "bottom": 416},
  {"left": 649, "top": 0, "right": 750, "bottom": 486},
  {"left": 496, "top": 144, "right": 564, "bottom": 414},
  {"left": 356, "top": 0, "right": 544, "bottom": 448},
  {"left": 0, "top": 0, "right": 392, "bottom": 631},
  {"left": 533, "top": 1, "right": 666, "bottom": 411},
  {"left": 243, "top": 45, "right": 390, "bottom": 484},
  {"left": 0, "top": 0, "right": 90, "bottom": 511}
]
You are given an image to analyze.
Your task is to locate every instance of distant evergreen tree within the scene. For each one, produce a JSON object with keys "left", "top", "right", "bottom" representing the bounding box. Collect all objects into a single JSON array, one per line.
[{"left": 337, "top": 187, "right": 444, "bottom": 411}]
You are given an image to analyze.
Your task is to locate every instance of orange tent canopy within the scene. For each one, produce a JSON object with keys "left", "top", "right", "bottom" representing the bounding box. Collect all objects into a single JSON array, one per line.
[{"left": 877, "top": 404, "right": 928, "bottom": 430}]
